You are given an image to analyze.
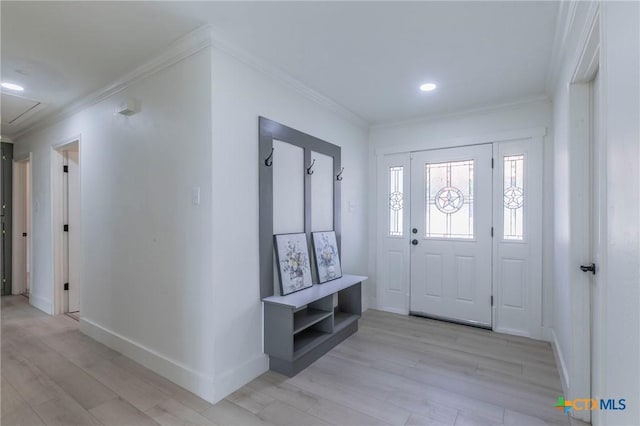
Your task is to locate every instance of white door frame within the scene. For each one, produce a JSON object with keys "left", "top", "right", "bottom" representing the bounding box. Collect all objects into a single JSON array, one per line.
[
  {"left": 562, "top": 4, "right": 601, "bottom": 423},
  {"left": 51, "top": 136, "right": 81, "bottom": 315},
  {"left": 375, "top": 127, "right": 546, "bottom": 335},
  {"left": 12, "top": 153, "right": 33, "bottom": 296}
]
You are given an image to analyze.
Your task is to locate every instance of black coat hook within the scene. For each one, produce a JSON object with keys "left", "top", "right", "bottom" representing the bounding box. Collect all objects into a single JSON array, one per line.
[
  {"left": 264, "top": 147, "right": 274, "bottom": 167},
  {"left": 336, "top": 167, "right": 344, "bottom": 181},
  {"left": 306, "top": 159, "right": 315, "bottom": 175}
]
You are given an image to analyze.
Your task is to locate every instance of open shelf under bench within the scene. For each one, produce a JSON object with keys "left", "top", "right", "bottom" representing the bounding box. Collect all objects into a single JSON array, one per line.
[
  {"left": 293, "top": 308, "right": 332, "bottom": 335},
  {"left": 263, "top": 274, "right": 366, "bottom": 376}
]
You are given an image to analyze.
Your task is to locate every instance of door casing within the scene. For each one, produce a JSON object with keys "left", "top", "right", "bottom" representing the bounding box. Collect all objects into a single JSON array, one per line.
[
  {"left": 375, "top": 128, "right": 546, "bottom": 339},
  {"left": 52, "top": 136, "right": 81, "bottom": 316}
]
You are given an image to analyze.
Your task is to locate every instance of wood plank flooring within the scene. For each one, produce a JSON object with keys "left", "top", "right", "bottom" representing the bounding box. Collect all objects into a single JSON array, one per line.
[{"left": 1, "top": 296, "right": 584, "bottom": 425}]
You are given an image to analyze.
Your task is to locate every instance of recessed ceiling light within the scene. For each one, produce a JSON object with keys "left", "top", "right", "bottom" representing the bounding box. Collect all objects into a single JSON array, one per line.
[
  {"left": 2, "top": 82, "right": 24, "bottom": 91},
  {"left": 420, "top": 83, "right": 437, "bottom": 92}
]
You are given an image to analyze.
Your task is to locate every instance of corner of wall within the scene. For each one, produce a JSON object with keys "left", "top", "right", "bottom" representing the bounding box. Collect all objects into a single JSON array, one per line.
[
  {"left": 29, "top": 294, "right": 53, "bottom": 315},
  {"left": 80, "top": 318, "right": 216, "bottom": 403},
  {"left": 211, "top": 353, "right": 269, "bottom": 404}
]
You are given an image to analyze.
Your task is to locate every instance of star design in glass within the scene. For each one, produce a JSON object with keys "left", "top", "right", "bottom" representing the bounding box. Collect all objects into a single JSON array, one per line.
[
  {"left": 435, "top": 186, "right": 464, "bottom": 213},
  {"left": 503, "top": 186, "right": 524, "bottom": 209}
]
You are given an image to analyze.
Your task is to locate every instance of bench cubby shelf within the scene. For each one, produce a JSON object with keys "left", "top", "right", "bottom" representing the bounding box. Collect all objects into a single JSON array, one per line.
[{"left": 262, "top": 274, "right": 366, "bottom": 376}]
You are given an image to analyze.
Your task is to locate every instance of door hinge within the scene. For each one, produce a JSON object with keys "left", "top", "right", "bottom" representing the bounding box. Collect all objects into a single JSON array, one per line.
[
  {"left": 491, "top": 158, "right": 494, "bottom": 169},
  {"left": 63, "top": 224, "right": 69, "bottom": 232},
  {"left": 64, "top": 283, "right": 69, "bottom": 291},
  {"left": 491, "top": 295, "right": 494, "bottom": 306},
  {"left": 491, "top": 227, "right": 494, "bottom": 237},
  {"left": 63, "top": 165, "right": 68, "bottom": 173}
]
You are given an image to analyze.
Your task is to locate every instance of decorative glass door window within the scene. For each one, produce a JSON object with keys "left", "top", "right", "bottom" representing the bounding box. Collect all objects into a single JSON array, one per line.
[
  {"left": 425, "top": 160, "right": 474, "bottom": 239},
  {"left": 503, "top": 155, "right": 524, "bottom": 240},
  {"left": 388, "top": 166, "right": 404, "bottom": 236}
]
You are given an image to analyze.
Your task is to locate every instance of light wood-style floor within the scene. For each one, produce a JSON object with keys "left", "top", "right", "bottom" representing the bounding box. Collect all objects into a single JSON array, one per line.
[{"left": 1, "top": 295, "right": 581, "bottom": 426}]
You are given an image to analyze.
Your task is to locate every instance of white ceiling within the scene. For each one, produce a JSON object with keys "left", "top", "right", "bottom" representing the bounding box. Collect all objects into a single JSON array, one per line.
[
  {"left": 1, "top": 1, "right": 559, "bottom": 138},
  {"left": 1, "top": 1, "right": 203, "bottom": 138},
  {"left": 1, "top": 92, "right": 41, "bottom": 126}
]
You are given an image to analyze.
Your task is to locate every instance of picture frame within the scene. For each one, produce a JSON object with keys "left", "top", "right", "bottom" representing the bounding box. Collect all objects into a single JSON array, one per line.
[
  {"left": 274, "top": 233, "right": 313, "bottom": 295},
  {"left": 312, "top": 231, "right": 342, "bottom": 283}
]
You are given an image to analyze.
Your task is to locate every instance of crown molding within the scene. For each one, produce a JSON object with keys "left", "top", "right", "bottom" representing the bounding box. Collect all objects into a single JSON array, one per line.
[
  {"left": 14, "top": 22, "right": 369, "bottom": 141},
  {"left": 371, "top": 94, "right": 550, "bottom": 131},
  {"left": 13, "top": 25, "right": 214, "bottom": 140},
  {"left": 374, "top": 126, "right": 547, "bottom": 157},
  {"left": 569, "top": 2, "right": 600, "bottom": 83},
  {"left": 546, "top": 1, "right": 579, "bottom": 94},
  {"left": 207, "top": 26, "right": 369, "bottom": 129}
]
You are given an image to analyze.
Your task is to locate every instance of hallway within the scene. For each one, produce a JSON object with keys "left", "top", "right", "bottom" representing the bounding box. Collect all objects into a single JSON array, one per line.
[{"left": 2, "top": 296, "right": 576, "bottom": 425}]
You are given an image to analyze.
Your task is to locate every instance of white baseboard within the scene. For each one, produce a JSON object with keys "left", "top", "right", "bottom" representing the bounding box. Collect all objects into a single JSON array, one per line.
[
  {"left": 377, "top": 306, "right": 409, "bottom": 315},
  {"left": 79, "top": 317, "right": 215, "bottom": 402},
  {"left": 494, "top": 326, "right": 550, "bottom": 342},
  {"left": 30, "top": 294, "right": 52, "bottom": 315},
  {"left": 494, "top": 326, "right": 532, "bottom": 338},
  {"left": 551, "top": 328, "right": 570, "bottom": 394},
  {"left": 211, "top": 354, "right": 269, "bottom": 403}
]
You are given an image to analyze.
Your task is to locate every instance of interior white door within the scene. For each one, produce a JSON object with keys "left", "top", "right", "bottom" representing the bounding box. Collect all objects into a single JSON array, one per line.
[
  {"left": 11, "top": 160, "right": 27, "bottom": 295},
  {"left": 25, "top": 160, "right": 31, "bottom": 294},
  {"left": 410, "top": 144, "right": 493, "bottom": 326},
  {"left": 67, "top": 150, "right": 80, "bottom": 313}
]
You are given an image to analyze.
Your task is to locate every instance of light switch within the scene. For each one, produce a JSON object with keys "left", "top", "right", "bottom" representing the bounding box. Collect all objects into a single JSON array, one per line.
[{"left": 192, "top": 187, "right": 201, "bottom": 205}]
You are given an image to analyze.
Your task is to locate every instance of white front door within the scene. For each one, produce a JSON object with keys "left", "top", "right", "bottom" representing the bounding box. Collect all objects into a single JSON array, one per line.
[{"left": 409, "top": 144, "right": 493, "bottom": 326}]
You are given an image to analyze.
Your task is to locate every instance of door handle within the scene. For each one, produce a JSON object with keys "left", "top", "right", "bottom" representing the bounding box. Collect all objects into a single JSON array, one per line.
[
  {"left": 580, "top": 263, "right": 596, "bottom": 275},
  {"left": 411, "top": 239, "right": 419, "bottom": 246}
]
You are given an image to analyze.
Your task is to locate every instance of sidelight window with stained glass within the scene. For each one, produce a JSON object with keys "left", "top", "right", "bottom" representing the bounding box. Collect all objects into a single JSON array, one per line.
[
  {"left": 425, "top": 160, "right": 474, "bottom": 239},
  {"left": 388, "top": 166, "right": 404, "bottom": 236},
  {"left": 503, "top": 155, "right": 525, "bottom": 240}
]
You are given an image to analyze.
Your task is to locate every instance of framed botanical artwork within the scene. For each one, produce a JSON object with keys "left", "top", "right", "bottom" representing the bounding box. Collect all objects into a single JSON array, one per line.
[
  {"left": 274, "top": 233, "right": 313, "bottom": 295},
  {"left": 312, "top": 231, "right": 342, "bottom": 283}
]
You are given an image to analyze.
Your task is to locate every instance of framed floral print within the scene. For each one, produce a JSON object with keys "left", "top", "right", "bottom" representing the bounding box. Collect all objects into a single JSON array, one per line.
[
  {"left": 312, "top": 231, "right": 342, "bottom": 283},
  {"left": 274, "top": 233, "right": 313, "bottom": 295}
]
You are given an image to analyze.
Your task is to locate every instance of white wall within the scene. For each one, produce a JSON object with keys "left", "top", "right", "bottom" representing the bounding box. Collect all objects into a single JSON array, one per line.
[
  {"left": 12, "top": 29, "right": 369, "bottom": 404},
  {"left": 210, "top": 46, "right": 369, "bottom": 401},
  {"left": 13, "top": 49, "right": 217, "bottom": 400},
  {"left": 599, "top": 3, "right": 640, "bottom": 423},
  {"left": 368, "top": 99, "right": 555, "bottom": 337},
  {"left": 551, "top": 2, "right": 639, "bottom": 425}
]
